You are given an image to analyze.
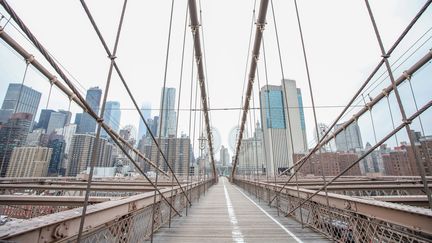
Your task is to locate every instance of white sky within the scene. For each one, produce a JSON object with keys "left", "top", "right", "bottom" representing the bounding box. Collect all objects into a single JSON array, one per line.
[{"left": 0, "top": 0, "right": 431, "bottom": 160}]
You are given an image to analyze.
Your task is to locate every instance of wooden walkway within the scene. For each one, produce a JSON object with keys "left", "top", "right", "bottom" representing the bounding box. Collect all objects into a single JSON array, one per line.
[{"left": 150, "top": 177, "right": 329, "bottom": 243}]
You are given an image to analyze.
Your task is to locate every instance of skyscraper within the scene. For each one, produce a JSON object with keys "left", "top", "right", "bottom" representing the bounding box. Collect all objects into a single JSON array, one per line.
[
  {"left": 138, "top": 102, "right": 151, "bottom": 140},
  {"left": 101, "top": 101, "right": 121, "bottom": 138},
  {"left": 297, "top": 88, "right": 307, "bottom": 150},
  {"left": 0, "top": 113, "right": 32, "bottom": 176},
  {"left": 74, "top": 113, "right": 82, "bottom": 126},
  {"left": 335, "top": 121, "right": 363, "bottom": 152},
  {"left": 58, "top": 109, "right": 72, "bottom": 126},
  {"left": 150, "top": 116, "right": 159, "bottom": 137},
  {"left": 142, "top": 136, "right": 192, "bottom": 175},
  {"left": 77, "top": 87, "right": 102, "bottom": 134},
  {"left": 0, "top": 109, "right": 13, "bottom": 125},
  {"left": 36, "top": 109, "right": 55, "bottom": 131},
  {"left": 159, "top": 88, "right": 176, "bottom": 138},
  {"left": 260, "top": 79, "right": 306, "bottom": 175},
  {"left": 6, "top": 146, "right": 52, "bottom": 177},
  {"left": 1, "top": 83, "right": 41, "bottom": 128},
  {"left": 47, "top": 136, "right": 66, "bottom": 175},
  {"left": 220, "top": 145, "right": 230, "bottom": 167},
  {"left": 67, "top": 134, "right": 113, "bottom": 176},
  {"left": 46, "top": 111, "right": 67, "bottom": 134}
]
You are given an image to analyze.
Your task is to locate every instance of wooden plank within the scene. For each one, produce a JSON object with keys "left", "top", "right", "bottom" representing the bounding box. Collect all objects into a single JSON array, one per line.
[{"left": 151, "top": 177, "right": 329, "bottom": 242}]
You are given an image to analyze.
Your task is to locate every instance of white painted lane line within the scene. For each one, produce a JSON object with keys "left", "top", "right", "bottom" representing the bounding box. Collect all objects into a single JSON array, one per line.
[
  {"left": 222, "top": 178, "right": 245, "bottom": 243},
  {"left": 234, "top": 186, "right": 303, "bottom": 243}
]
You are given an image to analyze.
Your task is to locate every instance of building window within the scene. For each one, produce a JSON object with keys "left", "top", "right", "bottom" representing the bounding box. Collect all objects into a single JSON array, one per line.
[{"left": 264, "top": 90, "right": 286, "bottom": 129}]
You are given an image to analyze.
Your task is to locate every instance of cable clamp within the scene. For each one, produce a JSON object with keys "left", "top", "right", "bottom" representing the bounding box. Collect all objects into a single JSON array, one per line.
[
  {"left": 403, "top": 119, "right": 412, "bottom": 125},
  {"left": 382, "top": 89, "right": 388, "bottom": 97},
  {"left": 253, "top": 55, "right": 259, "bottom": 62},
  {"left": 108, "top": 55, "right": 117, "bottom": 60},
  {"left": 69, "top": 93, "right": 76, "bottom": 101},
  {"left": 50, "top": 76, "right": 58, "bottom": 85},
  {"left": 196, "top": 56, "right": 201, "bottom": 65},
  {"left": 26, "top": 55, "right": 35, "bottom": 64},
  {"left": 256, "top": 22, "right": 266, "bottom": 32},
  {"left": 402, "top": 71, "right": 411, "bottom": 81},
  {"left": 190, "top": 24, "right": 200, "bottom": 34},
  {"left": 381, "top": 54, "right": 390, "bottom": 59},
  {"left": 365, "top": 102, "right": 372, "bottom": 111}
]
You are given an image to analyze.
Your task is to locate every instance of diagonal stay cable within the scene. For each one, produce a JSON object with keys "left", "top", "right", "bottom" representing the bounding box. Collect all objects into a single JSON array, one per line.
[
  {"left": 0, "top": 22, "right": 183, "bottom": 227},
  {"left": 77, "top": 0, "right": 129, "bottom": 240},
  {"left": 268, "top": 0, "right": 432, "bottom": 203},
  {"left": 78, "top": 0, "right": 191, "bottom": 205},
  {"left": 0, "top": 0, "right": 167, "bottom": 177},
  {"left": 286, "top": 97, "right": 432, "bottom": 216},
  {"left": 364, "top": 0, "right": 432, "bottom": 208}
]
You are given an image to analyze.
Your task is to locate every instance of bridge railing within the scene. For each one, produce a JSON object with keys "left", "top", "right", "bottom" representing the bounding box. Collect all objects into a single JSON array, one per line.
[
  {"left": 0, "top": 179, "right": 213, "bottom": 243},
  {"left": 234, "top": 178, "right": 432, "bottom": 243}
]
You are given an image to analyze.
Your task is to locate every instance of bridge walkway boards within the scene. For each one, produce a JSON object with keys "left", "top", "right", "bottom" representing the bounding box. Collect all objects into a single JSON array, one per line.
[{"left": 150, "top": 177, "right": 329, "bottom": 243}]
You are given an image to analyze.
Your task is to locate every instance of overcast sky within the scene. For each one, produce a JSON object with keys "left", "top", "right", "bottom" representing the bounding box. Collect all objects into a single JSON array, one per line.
[{"left": 0, "top": 0, "right": 431, "bottom": 159}]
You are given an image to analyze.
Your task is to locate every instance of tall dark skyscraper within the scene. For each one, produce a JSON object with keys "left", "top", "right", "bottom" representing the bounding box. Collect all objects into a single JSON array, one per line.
[
  {"left": 0, "top": 113, "right": 32, "bottom": 176},
  {"left": 1, "top": 83, "right": 41, "bottom": 128},
  {"left": 36, "top": 109, "right": 55, "bottom": 131},
  {"left": 77, "top": 87, "right": 102, "bottom": 134},
  {"left": 101, "top": 101, "right": 121, "bottom": 138},
  {"left": 47, "top": 135, "right": 66, "bottom": 175}
]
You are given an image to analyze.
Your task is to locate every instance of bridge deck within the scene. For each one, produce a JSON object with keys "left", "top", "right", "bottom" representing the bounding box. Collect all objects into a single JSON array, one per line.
[{"left": 150, "top": 177, "right": 329, "bottom": 242}]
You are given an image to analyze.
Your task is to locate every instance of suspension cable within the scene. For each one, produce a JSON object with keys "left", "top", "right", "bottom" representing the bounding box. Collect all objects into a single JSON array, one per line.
[
  {"left": 169, "top": 1, "right": 189, "bottom": 225},
  {"left": 76, "top": 0, "right": 128, "bottom": 239},
  {"left": 77, "top": 0, "right": 191, "bottom": 206},
  {"left": 0, "top": 14, "right": 183, "bottom": 229},
  {"left": 151, "top": 0, "right": 176, "bottom": 240},
  {"left": 267, "top": 0, "right": 432, "bottom": 200},
  {"left": 232, "top": 0, "right": 270, "bottom": 179},
  {"left": 188, "top": 0, "right": 217, "bottom": 180},
  {"left": 268, "top": 0, "right": 304, "bottom": 224},
  {"left": 364, "top": 0, "right": 432, "bottom": 208}
]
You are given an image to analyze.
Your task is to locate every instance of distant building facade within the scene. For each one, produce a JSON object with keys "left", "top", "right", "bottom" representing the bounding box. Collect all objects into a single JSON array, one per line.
[
  {"left": 138, "top": 102, "right": 151, "bottom": 140},
  {"left": 0, "top": 113, "right": 32, "bottom": 176},
  {"left": 260, "top": 79, "right": 306, "bottom": 175},
  {"left": 159, "top": 88, "right": 176, "bottom": 138},
  {"left": 77, "top": 87, "right": 102, "bottom": 134},
  {"left": 1, "top": 83, "right": 41, "bottom": 127},
  {"left": 6, "top": 146, "right": 52, "bottom": 177},
  {"left": 139, "top": 135, "right": 192, "bottom": 175},
  {"left": 335, "top": 121, "right": 363, "bottom": 152},
  {"left": 294, "top": 151, "right": 361, "bottom": 176},
  {"left": 101, "top": 101, "right": 121, "bottom": 138},
  {"left": 220, "top": 145, "right": 230, "bottom": 167},
  {"left": 67, "top": 134, "right": 113, "bottom": 176}
]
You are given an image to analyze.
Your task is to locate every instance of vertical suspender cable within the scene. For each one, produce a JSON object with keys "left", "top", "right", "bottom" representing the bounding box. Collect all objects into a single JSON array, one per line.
[
  {"left": 267, "top": 0, "right": 432, "bottom": 201},
  {"left": 269, "top": 0, "right": 304, "bottom": 224},
  {"left": 151, "top": 0, "right": 175, "bottom": 241},
  {"left": 232, "top": 0, "right": 270, "bottom": 179},
  {"left": 169, "top": 1, "right": 189, "bottom": 225}
]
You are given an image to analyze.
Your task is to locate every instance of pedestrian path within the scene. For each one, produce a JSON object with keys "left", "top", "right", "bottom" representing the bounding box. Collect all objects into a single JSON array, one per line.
[{"left": 151, "top": 177, "right": 330, "bottom": 242}]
